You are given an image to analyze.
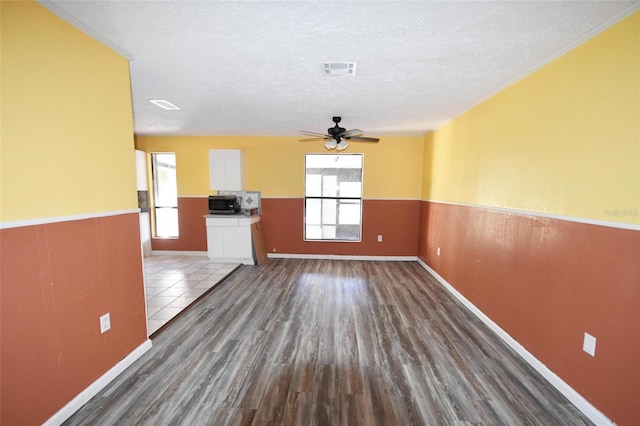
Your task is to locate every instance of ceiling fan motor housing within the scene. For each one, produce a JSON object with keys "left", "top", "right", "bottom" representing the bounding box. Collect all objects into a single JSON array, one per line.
[
  {"left": 299, "top": 115, "right": 379, "bottom": 144},
  {"left": 328, "top": 116, "right": 345, "bottom": 138},
  {"left": 329, "top": 126, "right": 346, "bottom": 137}
]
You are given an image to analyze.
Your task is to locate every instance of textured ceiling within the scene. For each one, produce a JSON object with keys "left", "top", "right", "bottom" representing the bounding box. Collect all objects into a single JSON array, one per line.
[{"left": 42, "top": 1, "right": 638, "bottom": 136}]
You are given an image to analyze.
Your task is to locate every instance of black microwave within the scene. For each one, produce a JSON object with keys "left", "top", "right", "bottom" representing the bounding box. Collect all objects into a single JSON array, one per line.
[{"left": 208, "top": 195, "right": 241, "bottom": 214}]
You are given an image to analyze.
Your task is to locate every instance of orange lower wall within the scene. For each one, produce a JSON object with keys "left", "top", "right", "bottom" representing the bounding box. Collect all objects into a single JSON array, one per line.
[
  {"left": 418, "top": 201, "right": 640, "bottom": 425},
  {"left": 153, "top": 198, "right": 421, "bottom": 256},
  {"left": 0, "top": 213, "right": 148, "bottom": 425},
  {"left": 261, "top": 198, "right": 420, "bottom": 256},
  {"left": 151, "top": 197, "right": 208, "bottom": 251}
]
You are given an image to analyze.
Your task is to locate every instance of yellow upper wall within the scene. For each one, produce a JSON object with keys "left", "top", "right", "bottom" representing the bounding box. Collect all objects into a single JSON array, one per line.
[
  {"left": 1, "top": 1, "right": 137, "bottom": 222},
  {"left": 422, "top": 11, "right": 640, "bottom": 224},
  {"left": 135, "top": 135, "right": 424, "bottom": 199}
]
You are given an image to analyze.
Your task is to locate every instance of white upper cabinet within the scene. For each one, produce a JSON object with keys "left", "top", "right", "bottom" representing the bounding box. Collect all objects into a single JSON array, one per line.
[
  {"left": 209, "top": 149, "right": 244, "bottom": 190},
  {"left": 134, "top": 150, "right": 148, "bottom": 191}
]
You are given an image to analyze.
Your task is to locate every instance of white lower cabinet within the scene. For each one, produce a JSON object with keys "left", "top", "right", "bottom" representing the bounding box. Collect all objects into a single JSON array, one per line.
[{"left": 205, "top": 215, "right": 259, "bottom": 265}]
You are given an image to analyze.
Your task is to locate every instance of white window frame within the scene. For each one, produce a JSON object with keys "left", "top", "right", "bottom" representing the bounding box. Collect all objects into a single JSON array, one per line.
[
  {"left": 304, "top": 153, "right": 364, "bottom": 242},
  {"left": 151, "top": 152, "right": 179, "bottom": 238}
]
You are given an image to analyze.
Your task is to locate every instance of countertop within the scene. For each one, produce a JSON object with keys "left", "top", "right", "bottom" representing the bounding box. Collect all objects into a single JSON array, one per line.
[{"left": 204, "top": 212, "right": 260, "bottom": 218}]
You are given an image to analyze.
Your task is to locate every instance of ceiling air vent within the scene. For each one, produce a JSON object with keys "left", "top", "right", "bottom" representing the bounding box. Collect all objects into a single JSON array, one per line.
[
  {"left": 149, "top": 99, "right": 180, "bottom": 110},
  {"left": 322, "top": 62, "right": 356, "bottom": 76}
]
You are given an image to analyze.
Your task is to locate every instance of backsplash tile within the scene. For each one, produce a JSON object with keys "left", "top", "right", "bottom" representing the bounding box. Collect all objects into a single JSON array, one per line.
[
  {"left": 138, "top": 190, "right": 149, "bottom": 213},
  {"left": 218, "top": 190, "right": 261, "bottom": 213}
]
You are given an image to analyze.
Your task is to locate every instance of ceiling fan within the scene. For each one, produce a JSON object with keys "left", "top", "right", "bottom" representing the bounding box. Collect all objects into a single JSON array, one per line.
[{"left": 300, "top": 116, "right": 380, "bottom": 151}]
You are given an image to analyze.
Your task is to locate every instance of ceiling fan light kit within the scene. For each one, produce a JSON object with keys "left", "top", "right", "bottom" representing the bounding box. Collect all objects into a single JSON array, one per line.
[
  {"left": 324, "top": 139, "right": 338, "bottom": 150},
  {"left": 301, "top": 116, "right": 379, "bottom": 151}
]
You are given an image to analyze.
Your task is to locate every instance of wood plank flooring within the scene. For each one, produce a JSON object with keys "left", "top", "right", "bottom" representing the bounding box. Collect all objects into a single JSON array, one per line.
[{"left": 64, "top": 259, "right": 592, "bottom": 425}]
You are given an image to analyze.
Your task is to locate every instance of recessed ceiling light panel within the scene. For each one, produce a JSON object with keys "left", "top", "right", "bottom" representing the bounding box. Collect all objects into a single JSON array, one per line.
[
  {"left": 149, "top": 99, "right": 180, "bottom": 110},
  {"left": 322, "top": 62, "right": 356, "bottom": 76}
]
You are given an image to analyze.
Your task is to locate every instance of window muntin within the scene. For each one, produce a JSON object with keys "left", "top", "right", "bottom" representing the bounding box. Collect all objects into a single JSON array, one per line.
[{"left": 304, "top": 154, "right": 363, "bottom": 241}]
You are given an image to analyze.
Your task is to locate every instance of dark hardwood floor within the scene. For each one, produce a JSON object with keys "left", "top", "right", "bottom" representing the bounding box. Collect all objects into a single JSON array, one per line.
[{"left": 65, "top": 259, "right": 591, "bottom": 425}]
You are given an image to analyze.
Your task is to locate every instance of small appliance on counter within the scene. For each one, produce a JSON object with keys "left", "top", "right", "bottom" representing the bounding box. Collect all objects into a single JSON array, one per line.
[
  {"left": 208, "top": 195, "right": 241, "bottom": 214},
  {"left": 218, "top": 190, "right": 261, "bottom": 215}
]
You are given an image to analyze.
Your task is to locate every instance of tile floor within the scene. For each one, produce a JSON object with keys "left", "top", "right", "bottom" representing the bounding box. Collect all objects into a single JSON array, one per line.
[{"left": 143, "top": 255, "right": 240, "bottom": 335}]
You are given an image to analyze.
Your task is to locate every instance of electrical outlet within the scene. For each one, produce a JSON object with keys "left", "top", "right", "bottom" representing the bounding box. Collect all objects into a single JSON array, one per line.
[
  {"left": 100, "top": 313, "right": 111, "bottom": 334},
  {"left": 377, "top": 235, "right": 383, "bottom": 242},
  {"left": 437, "top": 247, "right": 441, "bottom": 256},
  {"left": 583, "top": 332, "right": 596, "bottom": 357}
]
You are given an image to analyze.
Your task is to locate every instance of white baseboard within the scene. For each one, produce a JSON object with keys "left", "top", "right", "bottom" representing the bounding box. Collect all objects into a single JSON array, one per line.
[
  {"left": 416, "top": 259, "right": 615, "bottom": 426},
  {"left": 150, "top": 250, "right": 208, "bottom": 256},
  {"left": 43, "top": 339, "right": 153, "bottom": 426},
  {"left": 267, "top": 253, "right": 417, "bottom": 262}
]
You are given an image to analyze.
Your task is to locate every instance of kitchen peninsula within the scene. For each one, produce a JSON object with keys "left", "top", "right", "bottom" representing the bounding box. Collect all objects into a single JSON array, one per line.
[{"left": 205, "top": 213, "right": 261, "bottom": 265}]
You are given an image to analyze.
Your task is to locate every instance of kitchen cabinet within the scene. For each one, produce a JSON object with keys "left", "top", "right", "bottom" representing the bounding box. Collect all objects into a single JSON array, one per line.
[
  {"left": 209, "top": 149, "right": 244, "bottom": 191},
  {"left": 205, "top": 215, "right": 260, "bottom": 265},
  {"left": 135, "top": 150, "right": 152, "bottom": 257}
]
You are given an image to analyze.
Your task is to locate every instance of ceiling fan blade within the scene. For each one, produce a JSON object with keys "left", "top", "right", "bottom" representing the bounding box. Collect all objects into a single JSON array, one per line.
[
  {"left": 346, "top": 136, "right": 380, "bottom": 143},
  {"left": 299, "top": 137, "right": 330, "bottom": 142},
  {"left": 300, "top": 130, "right": 330, "bottom": 137},
  {"left": 339, "top": 129, "right": 364, "bottom": 137}
]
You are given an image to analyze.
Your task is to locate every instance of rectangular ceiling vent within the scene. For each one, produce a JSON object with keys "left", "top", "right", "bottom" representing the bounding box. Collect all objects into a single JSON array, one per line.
[
  {"left": 149, "top": 99, "right": 180, "bottom": 110},
  {"left": 322, "top": 62, "right": 356, "bottom": 76}
]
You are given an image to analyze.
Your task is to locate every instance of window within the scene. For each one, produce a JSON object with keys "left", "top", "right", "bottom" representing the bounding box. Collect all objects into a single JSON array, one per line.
[
  {"left": 304, "top": 154, "right": 363, "bottom": 241},
  {"left": 151, "top": 153, "right": 179, "bottom": 237}
]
